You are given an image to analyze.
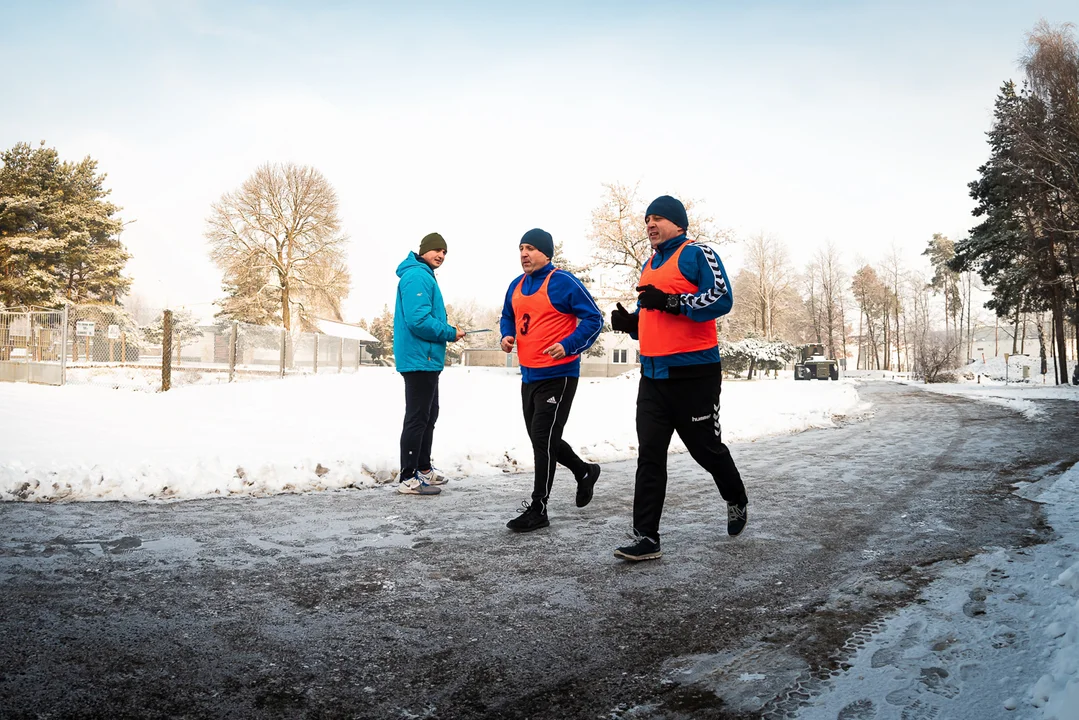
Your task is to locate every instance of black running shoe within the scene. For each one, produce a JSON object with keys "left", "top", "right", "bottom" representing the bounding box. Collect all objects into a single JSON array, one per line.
[
  {"left": 614, "top": 534, "right": 661, "bottom": 562},
  {"left": 575, "top": 463, "right": 601, "bottom": 508},
  {"left": 506, "top": 501, "right": 550, "bottom": 532},
  {"left": 727, "top": 502, "right": 748, "bottom": 536}
]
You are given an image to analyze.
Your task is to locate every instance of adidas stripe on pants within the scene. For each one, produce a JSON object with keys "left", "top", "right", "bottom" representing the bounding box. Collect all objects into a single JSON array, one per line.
[{"left": 521, "top": 376, "right": 589, "bottom": 512}]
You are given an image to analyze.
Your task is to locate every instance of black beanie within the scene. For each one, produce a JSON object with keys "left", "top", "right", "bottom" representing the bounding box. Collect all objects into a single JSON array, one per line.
[
  {"left": 520, "top": 228, "right": 554, "bottom": 260},
  {"left": 645, "top": 195, "right": 688, "bottom": 231},
  {"left": 419, "top": 232, "right": 447, "bottom": 255}
]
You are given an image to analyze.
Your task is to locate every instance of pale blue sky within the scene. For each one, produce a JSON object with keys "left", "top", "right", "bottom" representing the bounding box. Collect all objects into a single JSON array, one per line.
[{"left": 2, "top": 1, "right": 1075, "bottom": 321}]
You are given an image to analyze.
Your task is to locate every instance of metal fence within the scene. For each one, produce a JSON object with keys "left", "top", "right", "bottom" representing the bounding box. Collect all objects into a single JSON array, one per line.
[
  {"left": 1, "top": 305, "right": 380, "bottom": 392},
  {"left": 0, "top": 307, "right": 68, "bottom": 385}
]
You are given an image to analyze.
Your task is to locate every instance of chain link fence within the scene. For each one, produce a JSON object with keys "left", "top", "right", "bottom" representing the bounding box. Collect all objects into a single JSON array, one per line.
[{"left": 1, "top": 305, "right": 380, "bottom": 392}]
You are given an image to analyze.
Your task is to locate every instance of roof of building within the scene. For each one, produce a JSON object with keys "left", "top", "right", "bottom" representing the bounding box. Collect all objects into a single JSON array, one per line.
[{"left": 314, "top": 318, "right": 378, "bottom": 343}]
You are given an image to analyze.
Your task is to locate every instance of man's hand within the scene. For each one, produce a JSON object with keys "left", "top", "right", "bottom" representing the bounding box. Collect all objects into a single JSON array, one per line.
[
  {"left": 454, "top": 326, "right": 466, "bottom": 341},
  {"left": 501, "top": 335, "right": 515, "bottom": 353},
  {"left": 636, "top": 284, "right": 681, "bottom": 315},
  {"left": 543, "top": 343, "right": 567, "bottom": 360},
  {"left": 610, "top": 302, "right": 638, "bottom": 333}
]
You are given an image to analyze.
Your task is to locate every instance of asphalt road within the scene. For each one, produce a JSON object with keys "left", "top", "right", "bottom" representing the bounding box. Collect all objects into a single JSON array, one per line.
[{"left": 2, "top": 382, "right": 1077, "bottom": 720}]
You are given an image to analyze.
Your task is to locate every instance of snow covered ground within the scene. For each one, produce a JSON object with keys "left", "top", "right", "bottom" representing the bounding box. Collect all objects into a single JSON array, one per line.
[
  {"left": 902, "top": 372, "right": 1079, "bottom": 422},
  {"left": 4, "top": 368, "right": 1079, "bottom": 718},
  {"left": 793, "top": 458, "right": 1079, "bottom": 720},
  {"left": 791, "top": 375, "right": 1079, "bottom": 720},
  {"left": 0, "top": 367, "right": 867, "bottom": 503}
]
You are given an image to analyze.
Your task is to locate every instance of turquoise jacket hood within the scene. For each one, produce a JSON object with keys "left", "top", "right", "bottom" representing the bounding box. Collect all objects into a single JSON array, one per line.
[{"left": 393, "top": 252, "right": 456, "bottom": 372}]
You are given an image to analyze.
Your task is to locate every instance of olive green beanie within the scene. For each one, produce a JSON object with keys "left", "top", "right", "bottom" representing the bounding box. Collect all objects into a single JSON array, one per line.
[{"left": 419, "top": 232, "right": 447, "bottom": 255}]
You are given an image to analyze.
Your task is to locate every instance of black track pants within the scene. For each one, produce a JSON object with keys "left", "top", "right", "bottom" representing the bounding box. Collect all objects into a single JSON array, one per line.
[
  {"left": 633, "top": 369, "right": 746, "bottom": 540},
  {"left": 399, "top": 371, "right": 440, "bottom": 480},
  {"left": 521, "top": 376, "right": 589, "bottom": 512}
]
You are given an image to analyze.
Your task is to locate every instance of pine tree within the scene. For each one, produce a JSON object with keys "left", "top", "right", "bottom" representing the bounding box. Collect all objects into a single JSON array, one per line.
[
  {"left": 142, "top": 310, "right": 203, "bottom": 364},
  {"left": 366, "top": 305, "right": 394, "bottom": 359},
  {"left": 215, "top": 261, "right": 281, "bottom": 326},
  {"left": 0, "top": 141, "right": 129, "bottom": 307}
]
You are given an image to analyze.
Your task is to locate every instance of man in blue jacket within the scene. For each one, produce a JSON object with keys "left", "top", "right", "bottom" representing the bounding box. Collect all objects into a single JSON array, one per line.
[
  {"left": 393, "top": 232, "right": 465, "bottom": 496},
  {"left": 609, "top": 196, "right": 748, "bottom": 560},
  {"left": 500, "top": 228, "right": 603, "bottom": 531}
]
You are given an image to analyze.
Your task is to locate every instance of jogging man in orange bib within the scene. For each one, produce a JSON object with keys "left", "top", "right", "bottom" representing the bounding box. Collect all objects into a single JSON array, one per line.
[
  {"left": 500, "top": 228, "right": 604, "bottom": 532},
  {"left": 609, "top": 195, "right": 748, "bottom": 561}
]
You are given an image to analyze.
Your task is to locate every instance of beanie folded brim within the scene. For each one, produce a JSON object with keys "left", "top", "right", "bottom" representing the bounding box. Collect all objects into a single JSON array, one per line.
[
  {"left": 520, "top": 228, "right": 554, "bottom": 260},
  {"left": 645, "top": 196, "right": 688, "bottom": 231},
  {"left": 419, "top": 232, "right": 447, "bottom": 255}
]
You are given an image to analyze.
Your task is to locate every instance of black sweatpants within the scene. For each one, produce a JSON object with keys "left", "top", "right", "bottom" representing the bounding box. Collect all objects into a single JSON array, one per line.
[
  {"left": 521, "top": 376, "right": 589, "bottom": 512},
  {"left": 633, "top": 369, "right": 746, "bottom": 541},
  {"left": 399, "top": 371, "right": 440, "bottom": 480}
]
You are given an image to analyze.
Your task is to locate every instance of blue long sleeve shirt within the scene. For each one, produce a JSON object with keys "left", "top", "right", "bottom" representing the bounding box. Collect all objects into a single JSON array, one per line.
[
  {"left": 630, "top": 235, "right": 734, "bottom": 379},
  {"left": 499, "top": 263, "right": 603, "bottom": 383}
]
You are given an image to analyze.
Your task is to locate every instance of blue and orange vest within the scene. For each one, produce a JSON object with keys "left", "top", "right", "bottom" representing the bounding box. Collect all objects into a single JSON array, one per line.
[
  {"left": 638, "top": 242, "right": 718, "bottom": 357},
  {"left": 511, "top": 270, "right": 579, "bottom": 369}
]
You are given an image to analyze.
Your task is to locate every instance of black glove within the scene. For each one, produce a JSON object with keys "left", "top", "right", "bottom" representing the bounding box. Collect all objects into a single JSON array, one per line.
[
  {"left": 636, "top": 284, "right": 681, "bottom": 315},
  {"left": 610, "top": 302, "right": 638, "bottom": 334}
]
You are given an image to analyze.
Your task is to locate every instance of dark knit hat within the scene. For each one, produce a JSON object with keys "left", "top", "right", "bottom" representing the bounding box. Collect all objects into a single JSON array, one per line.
[
  {"left": 645, "top": 195, "right": 688, "bottom": 231},
  {"left": 520, "top": 228, "right": 554, "bottom": 260},
  {"left": 419, "top": 232, "right": 447, "bottom": 255}
]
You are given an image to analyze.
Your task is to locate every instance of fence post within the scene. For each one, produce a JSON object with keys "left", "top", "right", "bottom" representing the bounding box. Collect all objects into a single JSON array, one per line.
[
  {"left": 161, "top": 309, "right": 173, "bottom": 392},
  {"left": 60, "top": 305, "right": 68, "bottom": 385},
  {"left": 229, "top": 321, "right": 238, "bottom": 383},
  {"left": 313, "top": 333, "right": 319, "bottom": 374},
  {"left": 355, "top": 340, "right": 361, "bottom": 370},
  {"left": 337, "top": 337, "right": 343, "bottom": 373},
  {"left": 279, "top": 328, "right": 287, "bottom": 378},
  {"left": 120, "top": 331, "right": 126, "bottom": 365}
]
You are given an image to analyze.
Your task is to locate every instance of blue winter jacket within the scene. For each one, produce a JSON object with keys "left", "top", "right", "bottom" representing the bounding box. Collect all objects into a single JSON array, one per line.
[
  {"left": 393, "top": 252, "right": 457, "bottom": 372},
  {"left": 499, "top": 263, "right": 603, "bottom": 383},
  {"left": 628, "top": 235, "right": 734, "bottom": 379}
]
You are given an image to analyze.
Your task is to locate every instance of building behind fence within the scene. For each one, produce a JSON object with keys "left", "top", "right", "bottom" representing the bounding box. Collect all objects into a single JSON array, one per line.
[{"left": 0, "top": 305, "right": 380, "bottom": 392}]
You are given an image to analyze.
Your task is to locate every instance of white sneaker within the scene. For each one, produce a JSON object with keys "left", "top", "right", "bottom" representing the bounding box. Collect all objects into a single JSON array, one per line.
[
  {"left": 417, "top": 467, "right": 449, "bottom": 486},
  {"left": 397, "top": 476, "right": 441, "bottom": 495}
]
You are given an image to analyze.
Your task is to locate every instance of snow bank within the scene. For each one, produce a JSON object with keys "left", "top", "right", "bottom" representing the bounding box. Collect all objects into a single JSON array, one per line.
[
  {"left": 795, "top": 464, "right": 1079, "bottom": 720},
  {"left": 897, "top": 377, "right": 1079, "bottom": 422},
  {"left": 0, "top": 368, "right": 868, "bottom": 503}
]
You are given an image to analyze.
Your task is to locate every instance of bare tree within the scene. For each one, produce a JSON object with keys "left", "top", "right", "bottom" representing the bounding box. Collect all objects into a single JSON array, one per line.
[
  {"left": 588, "top": 181, "right": 733, "bottom": 297},
  {"left": 807, "top": 242, "right": 847, "bottom": 361},
  {"left": 206, "top": 162, "right": 350, "bottom": 332},
  {"left": 880, "top": 245, "right": 906, "bottom": 371},
  {"left": 294, "top": 256, "right": 352, "bottom": 330},
  {"left": 588, "top": 182, "right": 648, "bottom": 284},
  {"left": 924, "top": 233, "right": 962, "bottom": 365},
  {"left": 803, "top": 269, "right": 822, "bottom": 345},
  {"left": 738, "top": 232, "right": 795, "bottom": 340},
  {"left": 852, "top": 264, "right": 886, "bottom": 369},
  {"left": 906, "top": 270, "right": 933, "bottom": 379}
]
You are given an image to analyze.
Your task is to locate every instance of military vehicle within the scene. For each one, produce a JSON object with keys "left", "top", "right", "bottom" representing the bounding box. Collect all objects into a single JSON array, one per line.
[{"left": 794, "top": 343, "right": 839, "bottom": 381}]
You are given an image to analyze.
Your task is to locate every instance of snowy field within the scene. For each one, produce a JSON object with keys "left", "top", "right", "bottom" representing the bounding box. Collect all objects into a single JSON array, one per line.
[{"left": 0, "top": 367, "right": 867, "bottom": 503}]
